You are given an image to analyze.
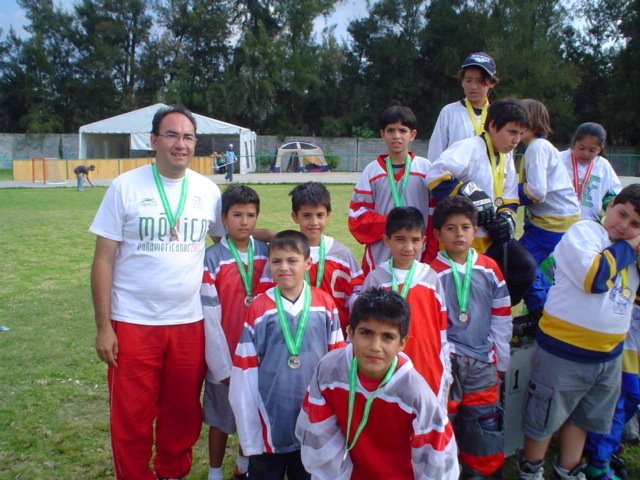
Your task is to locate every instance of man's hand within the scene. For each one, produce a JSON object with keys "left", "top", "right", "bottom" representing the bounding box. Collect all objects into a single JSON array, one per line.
[
  {"left": 486, "top": 211, "right": 516, "bottom": 244},
  {"left": 96, "top": 324, "right": 119, "bottom": 367},
  {"left": 459, "top": 181, "right": 495, "bottom": 227}
]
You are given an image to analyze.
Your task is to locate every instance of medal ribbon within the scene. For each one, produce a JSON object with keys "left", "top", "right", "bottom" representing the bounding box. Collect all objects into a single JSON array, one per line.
[
  {"left": 482, "top": 133, "right": 505, "bottom": 200},
  {"left": 344, "top": 354, "right": 398, "bottom": 457},
  {"left": 571, "top": 152, "right": 595, "bottom": 202},
  {"left": 274, "top": 282, "right": 311, "bottom": 356},
  {"left": 226, "top": 236, "right": 254, "bottom": 298},
  {"left": 389, "top": 259, "right": 417, "bottom": 299},
  {"left": 152, "top": 163, "right": 188, "bottom": 239},
  {"left": 304, "top": 235, "right": 326, "bottom": 288},
  {"left": 385, "top": 155, "right": 412, "bottom": 207},
  {"left": 442, "top": 250, "right": 474, "bottom": 316},
  {"left": 464, "top": 98, "right": 488, "bottom": 135}
]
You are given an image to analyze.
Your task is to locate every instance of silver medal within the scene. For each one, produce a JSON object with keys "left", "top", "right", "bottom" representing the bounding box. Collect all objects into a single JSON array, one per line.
[{"left": 287, "top": 355, "right": 301, "bottom": 369}]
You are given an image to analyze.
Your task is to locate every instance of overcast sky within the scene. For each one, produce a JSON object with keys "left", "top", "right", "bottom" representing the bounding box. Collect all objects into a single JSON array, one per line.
[{"left": 0, "top": 0, "right": 369, "bottom": 41}]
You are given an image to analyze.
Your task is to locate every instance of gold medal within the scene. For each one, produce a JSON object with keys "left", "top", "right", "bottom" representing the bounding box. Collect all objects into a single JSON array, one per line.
[
  {"left": 287, "top": 355, "right": 301, "bottom": 369},
  {"left": 494, "top": 197, "right": 504, "bottom": 208},
  {"left": 622, "top": 287, "right": 632, "bottom": 301},
  {"left": 244, "top": 295, "right": 254, "bottom": 307},
  {"left": 458, "top": 312, "right": 469, "bottom": 323}
]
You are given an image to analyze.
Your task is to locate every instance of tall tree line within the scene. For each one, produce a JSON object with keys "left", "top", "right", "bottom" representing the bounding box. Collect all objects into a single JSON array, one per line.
[{"left": 0, "top": 0, "right": 638, "bottom": 146}]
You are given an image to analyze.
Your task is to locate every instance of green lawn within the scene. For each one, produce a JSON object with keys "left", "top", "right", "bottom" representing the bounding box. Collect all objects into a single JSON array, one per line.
[
  {"left": 0, "top": 184, "right": 638, "bottom": 479},
  {"left": 0, "top": 168, "right": 12, "bottom": 181}
]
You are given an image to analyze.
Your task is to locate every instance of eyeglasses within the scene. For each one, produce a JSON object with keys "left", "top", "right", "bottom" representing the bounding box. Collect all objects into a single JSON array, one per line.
[{"left": 157, "top": 132, "right": 198, "bottom": 145}]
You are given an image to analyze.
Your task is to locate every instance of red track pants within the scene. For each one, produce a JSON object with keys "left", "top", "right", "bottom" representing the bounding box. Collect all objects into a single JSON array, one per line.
[{"left": 108, "top": 321, "right": 206, "bottom": 480}]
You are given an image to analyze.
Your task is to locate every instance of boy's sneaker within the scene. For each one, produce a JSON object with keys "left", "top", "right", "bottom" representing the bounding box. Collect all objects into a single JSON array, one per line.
[
  {"left": 232, "top": 466, "right": 248, "bottom": 479},
  {"left": 609, "top": 454, "right": 627, "bottom": 479},
  {"left": 552, "top": 462, "right": 587, "bottom": 480},
  {"left": 516, "top": 450, "right": 544, "bottom": 480}
]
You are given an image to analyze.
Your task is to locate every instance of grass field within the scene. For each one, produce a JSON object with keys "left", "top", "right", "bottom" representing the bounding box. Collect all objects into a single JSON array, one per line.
[
  {"left": 1, "top": 184, "right": 639, "bottom": 479},
  {"left": 0, "top": 168, "right": 12, "bottom": 181}
]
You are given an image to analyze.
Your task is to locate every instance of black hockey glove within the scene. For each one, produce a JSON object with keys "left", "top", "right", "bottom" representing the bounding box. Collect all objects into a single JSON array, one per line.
[
  {"left": 486, "top": 210, "right": 516, "bottom": 244},
  {"left": 459, "top": 181, "right": 494, "bottom": 227}
]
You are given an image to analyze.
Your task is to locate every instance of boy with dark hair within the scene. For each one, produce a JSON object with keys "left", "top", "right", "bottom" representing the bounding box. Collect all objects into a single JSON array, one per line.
[
  {"left": 428, "top": 52, "right": 499, "bottom": 161},
  {"left": 430, "top": 195, "right": 512, "bottom": 479},
  {"left": 518, "top": 184, "right": 640, "bottom": 480},
  {"left": 349, "top": 105, "right": 437, "bottom": 275},
  {"left": 201, "top": 184, "right": 269, "bottom": 480},
  {"left": 261, "top": 182, "right": 363, "bottom": 330},
  {"left": 361, "top": 206, "right": 451, "bottom": 407},
  {"left": 296, "top": 288, "right": 459, "bottom": 479},
  {"left": 229, "top": 230, "right": 345, "bottom": 480},
  {"left": 427, "top": 97, "right": 537, "bottom": 306}
]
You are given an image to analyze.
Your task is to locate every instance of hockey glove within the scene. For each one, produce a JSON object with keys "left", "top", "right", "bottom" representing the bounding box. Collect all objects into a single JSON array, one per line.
[
  {"left": 459, "top": 181, "right": 494, "bottom": 227},
  {"left": 486, "top": 210, "right": 516, "bottom": 244}
]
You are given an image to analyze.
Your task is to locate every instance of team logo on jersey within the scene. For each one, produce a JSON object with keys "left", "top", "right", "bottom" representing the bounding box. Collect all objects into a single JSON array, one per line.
[
  {"left": 139, "top": 197, "right": 158, "bottom": 207},
  {"left": 192, "top": 195, "right": 204, "bottom": 209}
]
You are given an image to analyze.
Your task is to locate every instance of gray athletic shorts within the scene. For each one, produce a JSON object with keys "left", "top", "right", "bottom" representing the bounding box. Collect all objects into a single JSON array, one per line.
[
  {"left": 521, "top": 345, "right": 621, "bottom": 441},
  {"left": 203, "top": 380, "right": 236, "bottom": 434}
]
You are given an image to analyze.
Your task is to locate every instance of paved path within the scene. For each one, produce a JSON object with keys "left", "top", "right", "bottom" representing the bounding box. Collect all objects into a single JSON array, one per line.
[
  {"left": 0, "top": 171, "right": 361, "bottom": 188},
  {"left": 2, "top": 172, "right": 638, "bottom": 189}
]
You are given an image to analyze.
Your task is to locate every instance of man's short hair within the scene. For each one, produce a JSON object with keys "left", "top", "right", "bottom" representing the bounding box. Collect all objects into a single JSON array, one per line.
[
  {"left": 385, "top": 206, "right": 425, "bottom": 237},
  {"left": 269, "top": 230, "right": 310, "bottom": 259},
  {"left": 289, "top": 182, "right": 332, "bottom": 213},
  {"left": 151, "top": 105, "right": 197, "bottom": 135},
  {"left": 350, "top": 288, "right": 410, "bottom": 338},
  {"left": 613, "top": 184, "right": 640, "bottom": 215},
  {"left": 432, "top": 196, "right": 478, "bottom": 229},
  {"left": 484, "top": 98, "right": 529, "bottom": 132},
  {"left": 379, "top": 105, "right": 418, "bottom": 131},
  {"left": 222, "top": 185, "right": 261, "bottom": 215}
]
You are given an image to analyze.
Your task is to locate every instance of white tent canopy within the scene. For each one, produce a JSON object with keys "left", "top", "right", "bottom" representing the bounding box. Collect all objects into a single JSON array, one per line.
[{"left": 78, "top": 103, "right": 257, "bottom": 173}]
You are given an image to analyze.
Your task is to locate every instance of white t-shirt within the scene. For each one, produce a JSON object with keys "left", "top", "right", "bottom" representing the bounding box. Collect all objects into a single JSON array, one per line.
[{"left": 90, "top": 164, "right": 224, "bottom": 325}]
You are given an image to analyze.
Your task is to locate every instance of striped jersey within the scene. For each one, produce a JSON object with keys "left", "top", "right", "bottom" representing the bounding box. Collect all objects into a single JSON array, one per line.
[
  {"left": 362, "top": 261, "right": 451, "bottom": 403},
  {"left": 201, "top": 236, "right": 269, "bottom": 383},
  {"left": 519, "top": 138, "right": 580, "bottom": 232},
  {"left": 258, "top": 236, "right": 364, "bottom": 330},
  {"left": 296, "top": 344, "right": 459, "bottom": 480},
  {"left": 537, "top": 220, "right": 639, "bottom": 362},
  {"left": 229, "top": 285, "right": 345, "bottom": 455},
  {"left": 430, "top": 250, "right": 512, "bottom": 372},
  {"left": 348, "top": 153, "right": 437, "bottom": 274}
]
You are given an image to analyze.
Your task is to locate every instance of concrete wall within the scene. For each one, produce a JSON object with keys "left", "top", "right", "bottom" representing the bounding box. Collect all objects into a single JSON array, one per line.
[{"left": 0, "top": 133, "right": 79, "bottom": 168}]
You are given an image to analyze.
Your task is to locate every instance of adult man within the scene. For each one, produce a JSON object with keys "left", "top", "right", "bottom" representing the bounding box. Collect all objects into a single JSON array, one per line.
[
  {"left": 74, "top": 164, "right": 95, "bottom": 191},
  {"left": 91, "top": 105, "right": 224, "bottom": 480},
  {"left": 224, "top": 143, "right": 236, "bottom": 182}
]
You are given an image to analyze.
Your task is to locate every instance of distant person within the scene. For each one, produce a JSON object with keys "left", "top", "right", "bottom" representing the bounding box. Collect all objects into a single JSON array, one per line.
[
  {"left": 225, "top": 144, "right": 236, "bottom": 182},
  {"left": 90, "top": 105, "right": 224, "bottom": 480},
  {"left": 296, "top": 288, "right": 459, "bottom": 479},
  {"left": 74, "top": 164, "right": 95, "bottom": 191},
  {"left": 559, "top": 122, "right": 622, "bottom": 222},
  {"left": 211, "top": 151, "right": 225, "bottom": 175},
  {"left": 428, "top": 52, "right": 499, "bottom": 161}
]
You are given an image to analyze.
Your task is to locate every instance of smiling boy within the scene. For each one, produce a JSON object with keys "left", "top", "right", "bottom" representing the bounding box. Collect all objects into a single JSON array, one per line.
[
  {"left": 296, "top": 288, "right": 459, "bottom": 480},
  {"left": 229, "top": 230, "right": 345, "bottom": 480},
  {"left": 518, "top": 184, "right": 640, "bottom": 480}
]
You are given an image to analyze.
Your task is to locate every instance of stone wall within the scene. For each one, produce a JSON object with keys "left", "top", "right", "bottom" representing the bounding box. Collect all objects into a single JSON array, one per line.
[{"left": 0, "top": 133, "right": 79, "bottom": 168}]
